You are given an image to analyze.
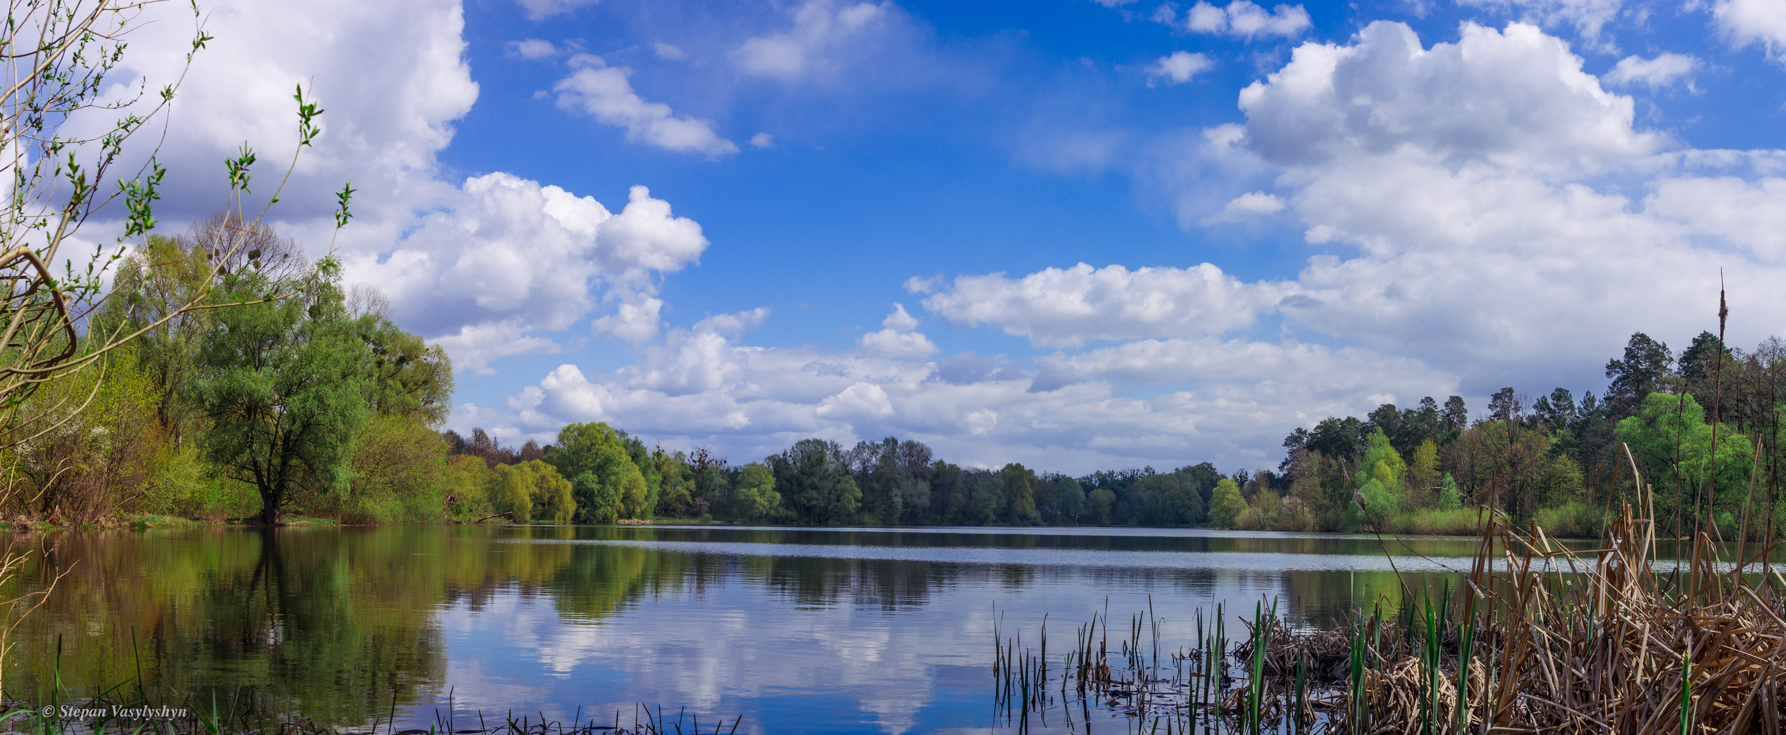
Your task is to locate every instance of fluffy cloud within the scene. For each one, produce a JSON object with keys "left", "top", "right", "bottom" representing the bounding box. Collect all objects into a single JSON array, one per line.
[
  {"left": 347, "top": 177, "right": 708, "bottom": 356},
  {"left": 1215, "top": 191, "right": 1285, "bottom": 219},
  {"left": 468, "top": 319, "right": 1455, "bottom": 472},
  {"left": 1714, "top": 0, "right": 1786, "bottom": 53},
  {"left": 1456, "top": 0, "right": 1623, "bottom": 46},
  {"left": 1029, "top": 338, "right": 1449, "bottom": 396},
  {"left": 509, "top": 39, "right": 560, "bottom": 59},
  {"left": 553, "top": 56, "right": 738, "bottom": 158},
  {"left": 97, "top": 0, "right": 478, "bottom": 235},
  {"left": 1185, "top": 1, "right": 1311, "bottom": 38},
  {"left": 1603, "top": 52, "right": 1699, "bottom": 88},
  {"left": 85, "top": 0, "right": 723, "bottom": 377},
  {"left": 1146, "top": 51, "right": 1214, "bottom": 86},
  {"left": 919, "top": 263, "right": 1293, "bottom": 348},
  {"left": 433, "top": 320, "right": 563, "bottom": 376},
  {"left": 1237, "top": 22, "right": 1661, "bottom": 172},
  {"left": 1212, "top": 21, "right": 1786, "bottom": 387},
  {"left": 859, "top": 303, "right": 940, "bottom": 357},
  {"left": 735, "top": 0, "right": 893, "bottom": 82}
]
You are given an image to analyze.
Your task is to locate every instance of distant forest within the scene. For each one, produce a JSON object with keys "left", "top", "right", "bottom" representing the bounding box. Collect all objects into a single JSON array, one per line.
[{"left": 451, "top": 331, "right": 1785, "bottom": 538}]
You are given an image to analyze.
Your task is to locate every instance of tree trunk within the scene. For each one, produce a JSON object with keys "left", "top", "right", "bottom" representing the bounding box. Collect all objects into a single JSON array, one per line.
[{"left": 257, "top": 482, "right": 282, "bottom": 525}]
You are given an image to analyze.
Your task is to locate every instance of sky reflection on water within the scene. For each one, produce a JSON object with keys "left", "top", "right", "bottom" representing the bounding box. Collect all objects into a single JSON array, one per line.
[{"left": 10, "top": 525, "right": 1513, "bottom": 734}]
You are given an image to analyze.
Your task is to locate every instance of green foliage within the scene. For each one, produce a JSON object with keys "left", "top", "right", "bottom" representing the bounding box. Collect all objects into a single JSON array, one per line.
[
  {"left": 524, "top": 461, "right": 575, "bottom": 523},
  {"left": 549, "top": 421, "right": 650, "bottom": 522},
  {"left": 191, "top": 271, "right": 370, "bottom": 524},
  {"left": 442, "top": 454, "right": 492, "bottom": 521},
  {"left": 135, "top": 441, "right": 220, "bottom": 518},
  {"left": 769, "top": 439, "right": 861, "bottom": 524},
  {"left": 1382, "top": 508, "right": 1482, "bottom": 536},
  {"left": 1140, "top": 474, "right": 1202, "bottom": 526},
  {"left": 1085, "top": 487, "right": 1114, "bottom": 525},
  {"left": 572, "top": 472, "right": 619, "bottom": 524},
  {"left": 356, "top": 315, "right": 454, "bottom": 426},
  {"left": 8, "top": 350, "right": 162, "bottom": 521},
  {"left": 1616, "top": 391, "right": 1754, "bottom": 534},
  {"left": 999, "top": 463, "right": 1036, "bottom": 525},
  {"left": 622, "top": 435, "right": 661, "bottom": 518},
  {"left": 1053, "top": 477, "right": 1085, "bottom": 523},
  {"left": 1359, "top": 478, "right": 1400, "bottom": 519},
  {"left": 340, "top": 414, "right": 450, "bottom": 523},
  {"left": 1534, "top": 500, "right": 1604, "bottom": 539},
  {"left": 1410, "top": 440, "right": 1438, "bottom": 496},
  {"left": 490, "top": 462, "right": 533, "bottom": 522},
  {"left": 1209, "top": 478, "right": 1247, "bottom": 528},
  {"left": 654, "top": 448, "right": 693, "bottom": 517},
  {"left": 966, "top": 475, "right": 1001, "bottom": 525},
  {"left": 485, "top": 461, "right": 574, "bottom": 523},
  {"left": 1437, "top": 473, "right": 1462, "bottom": 511},
  {"left": 731, "top": 463, "right": 780, "bottom": 521},
  {"left": 1360, "top": 429, "right": 1407, "bottom": 496}
]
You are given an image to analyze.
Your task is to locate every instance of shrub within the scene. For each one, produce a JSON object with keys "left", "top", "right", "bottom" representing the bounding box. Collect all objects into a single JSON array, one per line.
[
  {"left": 338, "top": 415, "right": 451, "bottom": 524},
  {"left": 1534, "top": 500, "right": 1605, "bottom": 539},
  {"left": 1209, "top": 478, "right": 1247, "bottom": 528}
]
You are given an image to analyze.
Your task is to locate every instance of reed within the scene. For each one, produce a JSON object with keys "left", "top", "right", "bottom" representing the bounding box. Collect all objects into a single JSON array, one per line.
[{"left": 994, "top": 445, "right": 1786, "bottom": 733}]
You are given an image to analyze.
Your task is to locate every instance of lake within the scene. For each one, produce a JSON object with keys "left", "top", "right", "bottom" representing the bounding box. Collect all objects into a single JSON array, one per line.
[{"left": 5, "top": 524, "right": 1519, "bottom": 734}]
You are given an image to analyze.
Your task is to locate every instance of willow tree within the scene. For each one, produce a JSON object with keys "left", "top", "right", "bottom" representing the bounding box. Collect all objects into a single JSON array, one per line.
[
  {"left": 191, "top": 270, "right": 369, "bottom": 525},
  {"left": 0, "top": 0, "right": 353, "bottom": 701}
]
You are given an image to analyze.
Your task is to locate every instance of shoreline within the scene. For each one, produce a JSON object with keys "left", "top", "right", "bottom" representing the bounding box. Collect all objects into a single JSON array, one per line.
[{"left": 0, "top": 513, "right": 1620, "bottom": 539}]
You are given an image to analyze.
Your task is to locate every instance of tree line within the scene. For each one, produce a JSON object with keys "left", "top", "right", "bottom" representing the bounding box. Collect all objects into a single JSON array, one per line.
[
  {"left": 448, "top": 331, "right": 1784, "bottom": 538},
  {"left": 15, "top": 217, "right": 1776, "bottom": 539}
]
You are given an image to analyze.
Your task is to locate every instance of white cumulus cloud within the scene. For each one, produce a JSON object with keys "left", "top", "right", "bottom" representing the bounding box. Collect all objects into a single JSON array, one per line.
[
  {"left": 860, "top": 303, "right": 940, "bottom": 357},
  {"left": 509, "top": 39, "right": 559, "bottom": 59},
  {"left": 1714, "top": 0, "right": 1786, "bottom": 54},
  {"left": 1456, "top": 0, "right": 1623, "bottom": 47},
  {"left": 1603, "top": 52, "right": 1699, "bottom": 88},
  {"left": 553, "top": 56, "right": 738, "bottom": 158},
  {"left": 1146, "top": 51, "right": 1214, "bottom": 86},
  {"left": 921, "top": 263, "right": 1293, "bottom": 348},
  {"left": 1237, "top": 22, "right": 1662, "bottom": 172},
  {"left": 1185, "top": 1, "right": 1311, "bottom": 38}
]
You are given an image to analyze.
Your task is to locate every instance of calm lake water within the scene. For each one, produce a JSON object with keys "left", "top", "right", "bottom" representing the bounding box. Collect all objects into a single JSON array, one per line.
[{"left": 7, "top": 525, "right": 1522, "bottom": 734}]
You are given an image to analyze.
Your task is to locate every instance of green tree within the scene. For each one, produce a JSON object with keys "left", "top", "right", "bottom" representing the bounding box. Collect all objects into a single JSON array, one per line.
[
  {"left": 653, "top": 448, "right": 693, "bottom": 517},
  {"left": 523, "top": 461, "right": 576, "bottom": 523},
  {"left": 1615, "top": 391, "right": 1753, "bottom": 535},
  {"left": 1085, "top": 487, "right": 1115, "bottom": 525},
  {"left": 1143, "top": 474, "right": 1201, "bottom": 526},
  {"left": 1410, "top": 440, "right": 1439, "bottom": 498},
  {"left": 1437, "top": 473, "right": 1463, "bottom": 511},
  {"left": 731, "top": 463, "right": 780, "bottom": 521},
  {"left": 1359, "top": 429, "right": 1407, "bottom": 494},
  {"left": 340, "top": 414, "right": 449, "bottom": 523},
  {"left": 571, "top": 472, "right": 619, "bottom": 524},
  {"left": 966, "top": 474, "right": 1002, "bottom": 525},
  {"left": 355, "top": 314, "right": 454, "bottom": 426},
  {"left": 1605, "top": 333, "right": 1673, "bottom": 419},
  {"left": 191, "top": 271, "right": 369, "bottom": 524},
  {"left": 999, "top": 463, "right": 1037, "bottom": 525},
  {"left": 549, "top": 422, "right": 648, "bottom": 522},
  {"left": 769, "top": 439, "right": 861, "bottom": 524},
  {"left": 1209, "top": 478, "right": 1247, "bottom": 528},
  {"left": 1054, "top": 477, "right": 1086, "bottom": 524}
]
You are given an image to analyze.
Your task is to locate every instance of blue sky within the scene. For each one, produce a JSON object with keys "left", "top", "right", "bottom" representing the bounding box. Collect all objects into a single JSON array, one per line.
[{"left": 110, "top": 0, "right": 1786, "bottom": 473}]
